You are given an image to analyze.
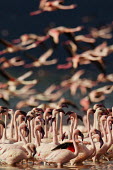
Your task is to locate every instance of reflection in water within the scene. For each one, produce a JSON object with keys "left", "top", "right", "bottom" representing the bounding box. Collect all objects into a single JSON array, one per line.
[{"left": 0, "top": 161, "right": 113, "bottom": 170}]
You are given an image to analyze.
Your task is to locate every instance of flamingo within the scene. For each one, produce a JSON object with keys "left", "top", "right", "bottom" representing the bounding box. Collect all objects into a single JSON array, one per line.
[
  {"left": 0, "top": 143, "right": 36, "bottom": 165},
  {"left": 45, "top": 129, "right": 82, "bottom": 168},
  {"left": 30, "top": 0, "right": 77, "bottom": 16},
  {"left": 92, "top": 116, "right": 113, "bottom": 162}
]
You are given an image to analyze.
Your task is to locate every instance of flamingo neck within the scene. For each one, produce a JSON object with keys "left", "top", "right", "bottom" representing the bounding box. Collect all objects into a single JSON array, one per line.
[
  {"left": 93, "top": 110, "right": 99, "bottom": 130},
  {"left": 34, "top": 128, "right": 40, "bottom": 146},
  {"left": 72, "top": 133, "right": 78, "bottom": 156},
  {"left": 100, "top": 120, "right": 107, "bottom": 142},
  {"left": 14, "top": 114, "right": 18, "bottom": 141},
  {"left": 87, "top": 112, "right": 91, "bottom": 133},
  {"left": 89, "top": 132, "right": 95, "bottom": 152},
  {"left": 106, "top": 119, "right": 112, "bottom": 147},
  {"left": 44, "top": 119, "right": 48, "bottom": 138},
  {"left": 25, "top": 144, "right": 32, "bottom": 159},
  {"left": 69, "top": 119, "right": 74, "bottom": 140},
  {"left": 52, "top": 120, "right": 58, "bottom": 145},
  {"left": 19, "top": 126, "right": 27, "bottom": 144},
  {"left": 28, "top": 121, "right": 31, "bottom": 143},
  {"left": 59, "top": 112, "right": 63, "bottom": 139},
  {"left": 9, "top": 111, "right": 14, "bottom": 139}
]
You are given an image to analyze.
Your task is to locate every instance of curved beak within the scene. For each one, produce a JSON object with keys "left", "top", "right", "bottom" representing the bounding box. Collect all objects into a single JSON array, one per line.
[
  {"left": 67, "top": 117, "right": 70, "bottom": 124},
  {"left": 60, "top": 103, "right": 68, "bottom": 108},
  {"left": 65, "top": 111, "right": 74, "bottom": 116},
  {"left": 56, "top": 109, "right": 65, "bottom": 114},
  {"left": 61, "top": 132, "right": 66, "bottom": 141},
  {"left": 34, "top": 108, "right": 44, "bottom": 114},
  {"left": 33, "top": 147, "right": 37, "bottom": 157},
  {"left": 47, "top": 117, "right": 52, "bottom": 125},
  {"left": 95, "top": 129, "right": 104, "bottom": 148},
  {"left": 25, "top": 115, "right": 33, "bottom": 123},
  {"left": 19, "top": 111, "right": 27, "bottom": 116},
  {"left": 40, "top": 127, "right": 45, "bottom": 139},
  {"left": 100, "top": 138, "right": 104, "bottom": 148},
  {"left": 77, "top": 115, "right": 83, "bottom": 122},
  {"left": 8, "top": 113, "right": 11, "bottom": 119},
  {"left": 25, "top": 127, "right": 29, "bottom": 136},
  {"left": 0, "top": 120, "right": 5, "bottom": 128},
  {"left": 78, "top": 131, "right": 84, "bottom": 141},
  {"left": 50, "top": 117, "right": 56, "bottom": 126}
]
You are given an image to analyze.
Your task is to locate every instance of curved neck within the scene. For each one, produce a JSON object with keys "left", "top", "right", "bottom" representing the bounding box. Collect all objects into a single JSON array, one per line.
[
  {"left": 9, "top": 110, "right": 14, "bottom": 139},
  {"left": 106, "top": 119, "right": 112, "bottom": 147},
  {"left": 69, "top": 119, "right": 74, "bottom": 140},
  {"left": 100, "top": 120, "right": 107, "bottom": 142},
  {"left": 34, "top": 128, "right": 40, "bottom": 147},
  {"left": 25, "top": 145, "right": 32, "bottom": 158},
  {"left": 87, "top": 112, "right": 91, "bottom": 133},
  {"left": 19, "top": 126, "right": 27, "bottom": 144},
  {"left": 93, "top": 110, "right": 100, "bottom": 130},
  {"left": 14, "top": 114, "right": 18, "bottom": 141},
  {"left": 52, "top": 119, "right": 58, "bottom": 145},
  {"left": 44, "top": 118, "right": 48, "bottom": 138},
  {"left": 59, "top": 112, "right": 63, "bottom": 139},
  {"left": 89, "top": 132, "right": 95, "bottom": 151},
  {"left": 72, "top": 132, "right": 78, "bottom": 156}
]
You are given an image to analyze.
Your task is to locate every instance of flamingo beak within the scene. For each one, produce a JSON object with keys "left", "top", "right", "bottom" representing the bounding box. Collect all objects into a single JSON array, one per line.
[
  {"left": 35, "top": 108, "right": 44, "bottom": 113},
  {"left": 56, "top": 109, "right": 65, "bottom": 114},
  {"left": 40, "top": 127, "right": 45, "bottom": 139},
  {"left": 77, "top": 115, "right": 83, "bottom": 121},
  {"left": 25, "top": 115, "right": 33, "bottom": 122},
  {"left": 67, "top": 117, "right": 70, "bottom": 124},
  {"left": 100, "top": 138, "right": 104, "bottom": 148},
  {"left": 78, "top": 131, "right": 84, "bottom": 141},
  {"left": 61, "top": 132, "right": 66, "bottom": 141},
  {"left": 0, "top": 120, "right": 5, "bottom": 128},
  {"left": 8, "top": 113, "right": 11, "bottom": 119},
  {"left": 25, "top": 127, "right": 29, "bottom": 136},
  {"left": 94, "top": 129, "right": 104, "bottom": 148},
  {"left": 33, "top": 147, "right": 37, "bottom": 157},
  {"left": 50, "top": 117, "right": 56, "bottom": 126},
  {"left": 19, "top": 110, "right": 27, "bottom": 116},
  {"left": 65, "top": 111, "right": 74, "bottom": 116},
  {"left": 60, "top": 103, "right": 68, "bottom": 108},
  {"left": 47, "top": 117, "right": 52, "bottom": 125}
]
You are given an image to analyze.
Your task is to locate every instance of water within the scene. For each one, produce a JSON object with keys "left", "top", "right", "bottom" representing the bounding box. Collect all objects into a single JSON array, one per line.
[{"left": 1, "top": 161, "right": 113, "bottom": 170}]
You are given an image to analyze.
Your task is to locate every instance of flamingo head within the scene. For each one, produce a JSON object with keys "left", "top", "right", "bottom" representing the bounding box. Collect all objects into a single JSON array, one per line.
[
  {"left": 23, "top": 126, "right": 29, "bottom": 137},
  {"left": 94, "top": 129, "right": 104, "bottom": 148},
  {"left": 78, "top": 131, "right": 84, "bottom": 141},
  {"left": 0, "top": 120, "right": 5, "bottom": 128},
  {"left": 33, "top": 108, "right": 44, "bottom": 114},
  {"left": 65, "top": 111, "right": 74, "bottom": 116},
  {"left": 25, "top": 115, "right": 34, "bottom": 122},
  {"left": 77, "top": 115, "right": 83, "bottom": 121},
  {"left": 0, "top": 106, "right": 8, "bottom": 115},
  {"left": 40, "top": 127, "right": 45, "bottom": 139},
  {"left": 56, "top": 108, "right": 65, "bottom": 114},
  {"left": 59, "top": 103, "right": 68, "bottom": 108},
  {"left": 15, "top": 110, "right": 27, "bottom": 118}
]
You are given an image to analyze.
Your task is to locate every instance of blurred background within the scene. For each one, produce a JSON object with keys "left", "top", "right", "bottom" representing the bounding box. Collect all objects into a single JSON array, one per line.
[{"left": 0, "top": 0, "right": 113, "bottom": 112}]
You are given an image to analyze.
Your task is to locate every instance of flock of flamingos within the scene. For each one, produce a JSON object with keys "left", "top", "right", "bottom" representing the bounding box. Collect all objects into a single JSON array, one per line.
[
  {"left": 0, "top": 103, "right": 113, "bottom": 168},
  {"left": 0, "top": 1, "right": 113, "bottom": 168}
]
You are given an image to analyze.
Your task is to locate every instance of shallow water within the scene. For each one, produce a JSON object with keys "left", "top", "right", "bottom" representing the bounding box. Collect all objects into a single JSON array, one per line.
[{"left": 0, "top": 161, "right": 113, "bottom": 170}]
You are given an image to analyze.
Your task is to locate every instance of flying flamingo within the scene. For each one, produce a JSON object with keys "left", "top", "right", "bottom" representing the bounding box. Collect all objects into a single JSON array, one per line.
[{"left": 30, "top": 0, "right": 77, "bottom": 16}]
